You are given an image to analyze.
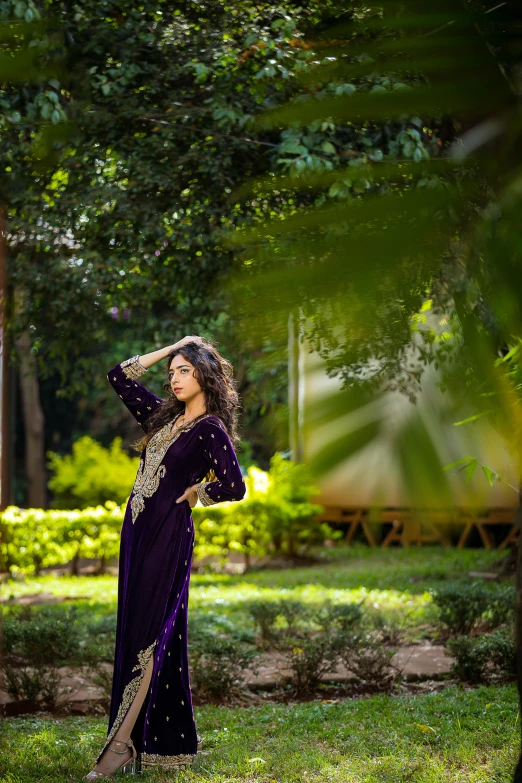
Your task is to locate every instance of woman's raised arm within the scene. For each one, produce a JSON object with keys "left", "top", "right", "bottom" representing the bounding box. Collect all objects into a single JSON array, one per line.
[
  {"left": 107, "top": 357, "right": 163, "bottom": 428},
  {"left": 107, "top": 338, "right": 203, "bottom": 429}
]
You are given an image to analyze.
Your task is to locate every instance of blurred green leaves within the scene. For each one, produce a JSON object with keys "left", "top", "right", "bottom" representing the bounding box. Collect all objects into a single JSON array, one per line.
[{"left": 229, "top": 0, "right": 522, "bottom": 502}]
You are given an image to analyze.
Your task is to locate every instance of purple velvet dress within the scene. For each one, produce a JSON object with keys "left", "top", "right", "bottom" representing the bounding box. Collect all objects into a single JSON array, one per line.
[{"left": 96, "top": 355, "right": 246, "bottom": 771}]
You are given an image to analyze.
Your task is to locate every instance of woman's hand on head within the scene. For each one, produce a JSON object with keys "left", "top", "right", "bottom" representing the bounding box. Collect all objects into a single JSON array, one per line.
[
  {"left": 171, "top": 336, "right": 203, "bottom": 351},
  {"left": 176, "top": 485, "right": 198, "bottom": 508}
]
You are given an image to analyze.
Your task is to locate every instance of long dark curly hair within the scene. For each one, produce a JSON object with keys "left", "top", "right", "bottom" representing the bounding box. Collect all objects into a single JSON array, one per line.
[{"left": 134, "top": 339, "right": 241, "bottom": 452}]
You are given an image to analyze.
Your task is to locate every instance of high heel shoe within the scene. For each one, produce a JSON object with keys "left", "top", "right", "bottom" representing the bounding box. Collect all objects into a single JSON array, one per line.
[{"left": 85, "top": 738, "right": 137, "bottom": 779}]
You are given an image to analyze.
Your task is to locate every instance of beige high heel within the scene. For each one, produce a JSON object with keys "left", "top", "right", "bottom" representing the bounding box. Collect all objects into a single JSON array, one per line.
[{"left": 85, "top": 738, "right": 137, "bottom": 779}]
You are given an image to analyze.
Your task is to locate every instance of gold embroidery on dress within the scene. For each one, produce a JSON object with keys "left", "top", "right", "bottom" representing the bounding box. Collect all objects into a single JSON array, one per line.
[
  {"left": 130, "top": 415, "right": 211, "bottom": 524},
  {"left": 195, "top": 481, "right": 217, "bottom": 507},
  {"left": 121, "top": 355, "right": 148, "bottom": 380},
  {"left": 95, "top": 640, "right": 157, "bottom": 764},
  {"left": 141, "top": 752, "right": 197, "bottom": 769}
]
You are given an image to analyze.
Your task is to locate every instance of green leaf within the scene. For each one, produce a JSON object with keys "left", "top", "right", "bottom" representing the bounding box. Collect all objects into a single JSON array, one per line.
[
  {"left": 453, "top": 410, "right": 491, "bottom": 426},
  {"left": 481, "top": 465, "right": 496, "bottom": 486},
  {"left": 328, "top": 182, "right": 341, "bottom": 197},
  {"left": 465, "top": 459, "right": 478, "bottom": 484},
  {"left": 443, "top": 457, "right": 474, "bottom": 472},
  {"left": 321, "top": 141, "right": 336, "bottom": 154}
]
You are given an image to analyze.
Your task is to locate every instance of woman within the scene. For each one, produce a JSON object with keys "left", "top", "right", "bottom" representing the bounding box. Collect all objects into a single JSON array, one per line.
[{"left": 85, "top": 336, "right": 246, "bottom": 779}]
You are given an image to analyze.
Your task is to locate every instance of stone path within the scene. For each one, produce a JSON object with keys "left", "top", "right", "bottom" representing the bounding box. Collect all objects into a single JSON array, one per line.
[
  {"left": 0, "top": 644, "right": 452, "bottom": 711},
  {"left": 242, "top": 644, "right": 451, "bottom": 688}
]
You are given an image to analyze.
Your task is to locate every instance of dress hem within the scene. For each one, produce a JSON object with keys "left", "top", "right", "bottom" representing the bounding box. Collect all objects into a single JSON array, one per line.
[{"left": 141, "top": 751, "right": 197, "bottom": 769}]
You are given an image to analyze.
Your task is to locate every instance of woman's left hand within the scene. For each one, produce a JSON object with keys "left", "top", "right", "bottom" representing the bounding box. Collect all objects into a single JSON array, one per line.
[{"left": 176, "top": 485, "right": 198, "bottom": 508}]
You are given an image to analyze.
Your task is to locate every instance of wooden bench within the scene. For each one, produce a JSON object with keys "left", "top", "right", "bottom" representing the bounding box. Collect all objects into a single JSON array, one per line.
[
  {"left": 316, "top": 506, "right": 378, "bottom": 546},
  {"left": 456, "top": 508, "right": 517, "bottom": 549},
  {"left": 317, "top": 506, "right": 517, "bottom": 549}
]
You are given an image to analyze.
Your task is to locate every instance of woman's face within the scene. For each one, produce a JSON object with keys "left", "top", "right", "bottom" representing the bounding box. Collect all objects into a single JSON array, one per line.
[{"left": 168, "top": 354, "right": 204, "bottom": 404}]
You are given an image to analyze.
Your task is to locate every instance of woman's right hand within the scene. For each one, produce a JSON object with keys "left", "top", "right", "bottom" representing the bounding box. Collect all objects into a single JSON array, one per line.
[
  {"left": 135, "top": 338, "right": 204, "bottom": 371},
  {"left": 171, "top": 335, "right": 203, "bottom": 351}
]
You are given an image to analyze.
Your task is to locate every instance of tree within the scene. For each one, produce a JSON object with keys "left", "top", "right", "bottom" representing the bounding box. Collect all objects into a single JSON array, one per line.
[
  {"left": 6, "top": 1, "right": 340, "bottom": 494},
  {"left": 231, "top": 1, "right": 522, "bottom": 778}
]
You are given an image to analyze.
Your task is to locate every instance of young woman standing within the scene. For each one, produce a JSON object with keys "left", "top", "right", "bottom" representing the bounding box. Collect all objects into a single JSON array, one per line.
[{"left": 85, "top": 336, "right": 246, "bottom": 779}]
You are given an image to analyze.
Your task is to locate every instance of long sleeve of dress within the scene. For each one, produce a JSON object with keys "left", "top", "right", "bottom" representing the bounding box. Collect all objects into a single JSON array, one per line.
[
  {"left": 107, "top": 355, "right": 164, "bottom": 428},
  {"left": 195, "top": 418, "right": 246, "bottom": 506}
]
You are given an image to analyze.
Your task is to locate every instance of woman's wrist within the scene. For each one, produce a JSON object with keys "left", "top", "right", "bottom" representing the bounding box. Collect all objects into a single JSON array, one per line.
[{"left": 136, "top": 345, "right": 175, "bottom": 370}]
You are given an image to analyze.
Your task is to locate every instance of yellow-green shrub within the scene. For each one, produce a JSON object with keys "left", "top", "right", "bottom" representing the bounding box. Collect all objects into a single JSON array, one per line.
[
  {"left": 1, "top": 455, "right": 330, "bottom": 575},
  {"left": 47, "top": 436, "right": 139, "bottom": 508},
  {"left": 0, "top": 503, "right": 124, "bottom": 575},
  {"left": 192, "top": 456, "right": 331, "bottom": 567}
]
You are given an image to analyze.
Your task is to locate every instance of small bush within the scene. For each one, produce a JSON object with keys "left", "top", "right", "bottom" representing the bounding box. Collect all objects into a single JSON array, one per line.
[
  {"left": 446, "top": 628, "right": 515, "bottom": 683},
  {"left": 446, "top": 636, "right": 491, "bottom": 683},
  {"left": 483, "top": 585, "right": 515, "bottom": 628},
  {"left": 247, "top": 599, "right": 363, "bottom": 651},
  {"left": 276, "top": 599, "right": 312, "bottom": 635},
  {"left": 246, "top": 600, "right": 285, "bottom": 643},
  {"left": 246, "top": 599, "right": 311, "bottom": 646},
  {"left": 430, "top": 581, "right": 514, "bottom": 636},
  {"left": 487, "top": 628, "right": 516, "bottom": 680},
  {"left": 79, "top": 614, "right": 117, "bottom": 703},
  {"left": 284, "top": 634, "right": 340, "bottom": 695},
  {"left": 188, "top": 614, "right": 259, "bottom": 699},
  {"left": 310, "top": 602, "right": 364, "bottom": 634},
  {"left": 335, "top": 620, "right": 403, "bottom": 690},
  {"left": 247, "top": 599, "right": 365, "bottom": 694},
  {"left": 1, "top": 607, "right": 83, "bottom": 708}
]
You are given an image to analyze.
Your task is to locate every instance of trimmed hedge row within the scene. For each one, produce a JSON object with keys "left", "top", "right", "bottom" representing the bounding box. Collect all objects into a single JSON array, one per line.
[
  {"left": 1, "top": 504, "right": 123, "bottom": 575},
  {"left": 1, "top": 458, "right": 332, "bottom": 575}
]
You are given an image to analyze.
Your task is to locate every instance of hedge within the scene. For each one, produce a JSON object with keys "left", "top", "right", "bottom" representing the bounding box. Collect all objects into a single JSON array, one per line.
[{"left": 1, "top": 458, "right": 330, "bottom": 575}]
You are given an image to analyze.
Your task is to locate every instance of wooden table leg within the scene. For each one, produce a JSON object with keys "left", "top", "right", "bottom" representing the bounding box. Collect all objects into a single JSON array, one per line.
[
  {"left": 476, "top": 523, "right": 495, "bottom": 549},
  {"left": 457, "top": 522, "right": 474, "bottom": 548}
]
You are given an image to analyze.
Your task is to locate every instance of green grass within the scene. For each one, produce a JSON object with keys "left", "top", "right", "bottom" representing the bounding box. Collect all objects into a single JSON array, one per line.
[
  {"left": 1, "top": 547, "right": 517, "bottom": 781},
  {"left": 1, "top": 685, "right": 518, "bottom": 782},
  {"left": 0, "top": 546, "right": 507, "bottom": 637}
]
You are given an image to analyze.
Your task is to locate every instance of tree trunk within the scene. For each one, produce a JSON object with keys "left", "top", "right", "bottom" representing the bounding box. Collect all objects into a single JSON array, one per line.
[
  {"left": 96, "top": 555, "right": 107, "bottom": 576},
  {"left": 70, "top": 550, "right": 80, "bottom": 576},
  {"left": 272, "top": 531, "right": 282, "bottom": 555},
  {"left": 14, "top": 326, "right": 47, "bottom": 508},
  {"left": 0, "top": 207, "right": 11, "bottom": 513},
  {"left": 512, "top": 483, "right": 522, "bottom": 783}
]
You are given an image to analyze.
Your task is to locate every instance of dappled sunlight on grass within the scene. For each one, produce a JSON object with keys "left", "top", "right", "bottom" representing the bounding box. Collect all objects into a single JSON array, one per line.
[
  {"left": 1, "top": 547, "right": 504, "bottom": 631},
  {"left": 1, "top": 548, "right": 517, "bottom": 780},
  {"left": 189, "top": 582, "right": 434, "bottom": 629},
  {"left": 1, "top": 685, "right": 517, "bottom": 782},
  {"left": 229, "top": 545, "right": 504, "bottom": 593},
  {"left": 0, "top": 574, "right": 118, "bottom": 605}
]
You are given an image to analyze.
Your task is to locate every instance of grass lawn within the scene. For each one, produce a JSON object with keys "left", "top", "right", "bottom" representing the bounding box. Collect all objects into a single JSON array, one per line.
[
  {"left": 2, "top": 546, "right": 517, "bottom": 781},
  {"left": 1, "top": 684, "right": 518, "bottom": 782},
  {"left": 0, "top": 546, "right": 506, "bottom": 637}
]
